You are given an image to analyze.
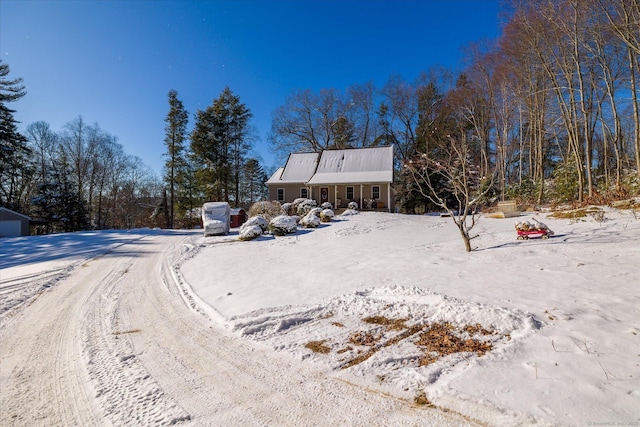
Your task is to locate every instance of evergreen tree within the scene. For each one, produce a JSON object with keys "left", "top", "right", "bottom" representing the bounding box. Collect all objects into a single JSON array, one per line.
[
  {"left": 331, "top": 116, "right": 357, "bottom": 149},
  {"left": 190, "top": 87, "right": 252, "bottom": 204},
  {"left": 163, "top": 89, "right": 189, "bottom": 228},
  {"left": 242, "top": 158, "right": 268, "bottom": 204},
  {"left": 174, "top": 157, "right": 200, "bottom": 228},
  {"left": 31, "top": 153, "right": 89, "bottom": 232},
  {"left": 0, "top": 61, "right": 31, "bottom": 211}
]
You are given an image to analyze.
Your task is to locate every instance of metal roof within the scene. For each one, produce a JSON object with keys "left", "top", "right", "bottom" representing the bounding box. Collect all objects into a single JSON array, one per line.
[
  {"left": 265, "top": 167, "right": 284, "bottom": 184},
  {"left": 279, "top": 152, "right": 320, "bottom": 183},
  {"left": 0, "top": 207, "right": 32, "bottom": 221},
  {"left": 267, "top": 146, "right": 394, "bottom": 186},
  {"left": 306, "top": 146, "right": 393, "bottom": 184}
]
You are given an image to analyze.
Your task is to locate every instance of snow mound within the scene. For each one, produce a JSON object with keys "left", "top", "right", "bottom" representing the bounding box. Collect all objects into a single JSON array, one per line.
[
  {"left": 339, "top": 208, "right": 359, "bottom": 216},
  {"left": 230, "top": 285, "right": 540, "bottom": 397}
]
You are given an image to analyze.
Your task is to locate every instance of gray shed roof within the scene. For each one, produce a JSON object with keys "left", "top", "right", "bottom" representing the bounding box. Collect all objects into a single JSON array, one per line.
[{"left": 0, "top": 207, "right": 31, "bottom": 221}]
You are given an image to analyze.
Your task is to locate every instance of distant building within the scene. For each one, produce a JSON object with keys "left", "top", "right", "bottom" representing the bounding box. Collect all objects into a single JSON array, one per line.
[
  {"left": 0, "top": 207, "right": 31, "bottom": 237},
  {"left": 266, "top": 146, "right": 394, "bottom": 211}
]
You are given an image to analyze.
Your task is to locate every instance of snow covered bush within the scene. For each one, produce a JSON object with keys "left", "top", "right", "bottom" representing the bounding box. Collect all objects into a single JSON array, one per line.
[
  {"left": 248, "top": 201, "right": 283, "bottom": 221},
  {"left": 239, "top": 225, "right": 263, "bottom": 241},
  {"left": 295, "top": 199, "right": 317, "bottom": 216},
  {"left": 320, "top": 209, "right": 334, "bottom": 222},
  {"left": 341, "top": 208, "right": 359, "bottom": 216},
  {"left": 268, "top": 215, "right": 298, "bottom": 236},
  {"left": 348, "top": 201, "right": 358, "bottom": 210},
  {"left": 281, "top": 202, "right": 294, "bottom": 215},
  {"left": 308, "top": 207, "right": 322, "bottom": 217},
  {"left": 241, "top": 215, "right": 268, "bottom": 232},
  {"left": 321, "top": 202, "right": 333, "bottom": 209},
  {"left": 300, "top": 212, "right": 321, "bottom": 228}
]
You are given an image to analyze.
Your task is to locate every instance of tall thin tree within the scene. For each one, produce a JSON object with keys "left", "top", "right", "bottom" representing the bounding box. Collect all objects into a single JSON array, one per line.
[{"left": 163, "top": 89, "right": 189, "bottom": 228}]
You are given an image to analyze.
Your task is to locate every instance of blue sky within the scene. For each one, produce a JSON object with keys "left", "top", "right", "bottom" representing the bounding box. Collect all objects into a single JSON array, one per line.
[{"left": 1, "top": 0, "right": 502, "bottom": 177}]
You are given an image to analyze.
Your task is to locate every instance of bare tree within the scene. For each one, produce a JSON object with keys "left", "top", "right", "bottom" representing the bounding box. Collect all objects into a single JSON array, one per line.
[
  {"left": 405, "top": 133, "right": 495, "bottom": 252},
  {"left": 270, "top": 88, "right": 350, "bottom": 156},
  {"left": 346, "top": 82, "right": 381, "bottom": 148},
  {"left": 598, "top": 0, "right": 640, "bottom": 178},
  {"left": 26, "top": 121, "right": 58, "bottom": 185}
]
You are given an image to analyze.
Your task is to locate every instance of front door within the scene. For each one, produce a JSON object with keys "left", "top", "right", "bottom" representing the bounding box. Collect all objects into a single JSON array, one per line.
[{"left": 320, "top": 187, "right": 329, "bottom": 204}]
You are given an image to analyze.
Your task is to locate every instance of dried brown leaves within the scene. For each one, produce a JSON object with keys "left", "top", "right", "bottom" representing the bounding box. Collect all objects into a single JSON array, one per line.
[
  {"left": 304, "top": 340, "right": 331, "bottom": 354},
  {"left": 415, "top": 322, "right": 493, "bottom": 366},
  {"left": 304, "top": 315, "right": 500, "bottom": 370}
]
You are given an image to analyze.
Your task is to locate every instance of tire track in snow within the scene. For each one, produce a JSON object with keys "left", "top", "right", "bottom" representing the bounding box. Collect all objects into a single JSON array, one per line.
[
  {"left": 1, "top": 252, "right": 106, "bottom": 425},
  {"left": 80, "top": 245, "right": 191, "bottom": 426},
  {"left": 0, "top": 236, "right": 190, "bottom": 426}
]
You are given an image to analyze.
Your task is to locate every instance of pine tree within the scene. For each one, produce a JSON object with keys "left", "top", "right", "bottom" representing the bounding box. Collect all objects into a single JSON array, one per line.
[
  {"left": 242, "top": 158, "right": 268, "bottom": 204},
  {"left": 0, "top": 61, "right": 31, "bottom": 211},
  {"left": 190, "top": 87, "right": 252, "bottom": 204},
  {"left": 163, "top": 89, "right": 189, "bottom": 228}
]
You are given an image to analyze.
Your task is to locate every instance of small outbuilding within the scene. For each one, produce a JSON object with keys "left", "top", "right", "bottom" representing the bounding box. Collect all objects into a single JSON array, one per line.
[
  {"left": 230, "top": 208, "right": 247, "bottom": 228},
  {"left": 0, "top": 207, "right": 31, "bottom": 237}
]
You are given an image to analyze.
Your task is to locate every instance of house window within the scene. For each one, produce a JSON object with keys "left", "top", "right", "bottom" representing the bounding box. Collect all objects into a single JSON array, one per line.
[
  {"left": 346, "top": 186, "right": 354, "bottom": 200},
  {"left": 277, "top": 188, "right": 285, "bottom": 201},
  {"left": 372, "top": 186, "right": 380, "bottom": 200},
  {"left": 300, "top": 187, "right": 308, "bottom": 199}
]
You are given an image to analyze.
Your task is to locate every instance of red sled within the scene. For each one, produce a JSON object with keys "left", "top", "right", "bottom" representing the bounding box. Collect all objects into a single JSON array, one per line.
[{"left": 517, "top": 228, "right": 550, "bottom": 240}]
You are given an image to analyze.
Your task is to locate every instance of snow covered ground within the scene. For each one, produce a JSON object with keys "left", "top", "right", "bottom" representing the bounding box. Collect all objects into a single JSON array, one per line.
[{"left": 1, "top": 206, "right": 639, "bottom": 425}]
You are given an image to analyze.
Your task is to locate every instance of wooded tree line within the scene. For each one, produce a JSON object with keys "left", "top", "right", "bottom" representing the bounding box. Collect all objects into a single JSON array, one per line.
[
  {"left": 270, "top": 0, "right": 640, "bottom": 211},
  {"left": 2, "top": 0, "right": 638, "bottom": 233},
  {"left": 0, "top": 79, "right": 267, "bottom": 232},
  {"left": 2, "top": 109, "right": 162, "bottom": 232}
]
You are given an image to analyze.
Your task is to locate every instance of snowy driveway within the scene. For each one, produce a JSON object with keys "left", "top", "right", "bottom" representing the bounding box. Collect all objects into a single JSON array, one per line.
[{"left": 0, "top": 231, "right": 471, "bottom": 426}]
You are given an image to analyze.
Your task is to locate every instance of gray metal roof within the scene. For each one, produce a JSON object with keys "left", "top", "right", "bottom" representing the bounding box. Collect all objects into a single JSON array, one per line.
[
  {"left": 267, "top": 146, "right": 394, "bottom": 186},
  {"left": 307, "top": 146, "right": 393, "bottom": 184},
  {"left": 279, "top": 152, "right": 320, "bottom": 183}
]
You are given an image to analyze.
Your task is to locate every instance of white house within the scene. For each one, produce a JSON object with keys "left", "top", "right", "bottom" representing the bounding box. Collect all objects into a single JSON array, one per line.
[{"left": 266, "top": 146, "right": 395, "bottom": 211}]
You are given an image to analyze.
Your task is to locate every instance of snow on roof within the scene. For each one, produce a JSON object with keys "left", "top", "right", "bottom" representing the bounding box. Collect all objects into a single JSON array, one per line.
[
  {"left": 265, "top": 167, "right": 284, "bottom": 184},
  {"left": 306, "top": 146, "right": 393, "bottom": 184},
  {"left": 279, "top": 152, "right": 320, "bottom": 183}
]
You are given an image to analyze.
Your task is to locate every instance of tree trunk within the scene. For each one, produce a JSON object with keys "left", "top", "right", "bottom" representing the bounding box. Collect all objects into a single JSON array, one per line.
[
  {"left": 459, "top": 224, "right": 472, "bottom": 253},
  {"left": 163, "top": 189, "right": 170, "bottom": 229}
]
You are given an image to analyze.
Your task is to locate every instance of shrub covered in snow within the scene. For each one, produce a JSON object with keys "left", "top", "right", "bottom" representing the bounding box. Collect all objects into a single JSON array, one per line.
[
  {"left": 239, "top": 225, "right": 263, "bottom": 241},
  {"left": 321, "top": 202, "right": 333, "bottom": 209},
  {"left": 268, "top": 215, "right": 299, "bottom": 236},
  {"left": 300, "top": 212, "right": 321, "bottom": 228},
  {"left": 341, "top": 208, "right": 359, "bottom": 216},
  {"left": 320, "top": 209, "right": 334, "bottom": 222},
  {"left": 348, "top": 201, "right": 358, "bottom": 210},
  {"left": 248, "top": 201, "right": 283, "bottom": 221},
  {"left": 295, "top": 199, "right": 317, "bottom": 216},
  {"left": 308, "top": 207, "right": 322, "bottom": 217},
  {"left": 281, "top": 202, "right": 294, "bottom": 215},
  {"left": 241, "top": 215, "right": 269, "bottom": 232}
]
